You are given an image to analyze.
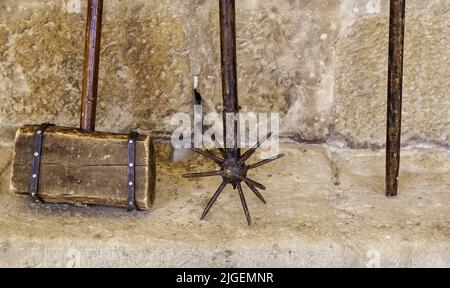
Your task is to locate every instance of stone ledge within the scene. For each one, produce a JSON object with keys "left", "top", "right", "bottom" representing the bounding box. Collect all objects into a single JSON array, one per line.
[{"left": 0, "top": 143, "right": 449, "bottom": 267}]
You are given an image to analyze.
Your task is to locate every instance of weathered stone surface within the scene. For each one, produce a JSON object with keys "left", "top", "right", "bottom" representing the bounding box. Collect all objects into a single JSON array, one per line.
[
  {"left": 0, "top": 143, "right": 449, "bottom": 267},
  {"left": 333, "top": 147, "right": 450, "bottom": 267},
  {"left": 335, "top": 0, "right": 450, "bottom": 147},
  {"left": 0, "top": 0, "right": 448, "bottom": 147},
  {"left": 186, "top": 1, "right": 340, "bottom": 141}
]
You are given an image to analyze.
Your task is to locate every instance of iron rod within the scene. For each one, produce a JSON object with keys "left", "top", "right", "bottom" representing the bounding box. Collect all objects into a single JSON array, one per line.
[
  {"left": 191, "top": 148, "right": 224, "bottom": 165},
  {"left": 245, "top": 182, "right": 267, "bottom": 204},
  {"left": 247, "top": 154, "right": 285, "bottom": 170},
  {"left": 237, "top": 183, "right": 251, "bottom": 225},
  {"left": 80, "top": 0, "right": 103, "bottom": 132},
  {"left": 386, "top": 0, "right": 406, "bottom": 197},
  {"left": 201, "top": 181, "right": 227, "bottom": 220},
  {"left": 182, "top": 170, "right": 223, "bottom": 178},
  {"left": 239, "top": 132, "right": 272, "bottom": 164},
  {"left": 237, "top": 176, "right": 266, "bottom": 190},
  {"left": 219, "top": 0, "right": 239, "bottom": 158}
]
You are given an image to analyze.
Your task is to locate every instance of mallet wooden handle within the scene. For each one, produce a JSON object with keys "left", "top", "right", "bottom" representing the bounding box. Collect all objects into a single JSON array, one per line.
[
  {"left": 80, "top": 0, "right": 103, "bottom": 132},
  {"left": 386, "top": 0, "right": 406, "bottom": 196}
]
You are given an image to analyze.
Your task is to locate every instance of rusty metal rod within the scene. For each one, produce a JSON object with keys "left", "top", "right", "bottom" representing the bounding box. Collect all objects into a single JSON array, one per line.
[
  {"left": 244, "top": 182, "right": 266, "bottom": 204},
  {"left": 219, "top": 0, "right": 239, "bottom": 159},
  {"left": 200, "top": 181, "right": 227, "bottom": 220},
  {"left": 237, "top": 183, "right": 251, "bottom": 225},
  {"left": 80, "top": 0, "right": 103, "bottom": 132},
  {"left": 386, "top": 0, "right": 406, "bottom": 197}
]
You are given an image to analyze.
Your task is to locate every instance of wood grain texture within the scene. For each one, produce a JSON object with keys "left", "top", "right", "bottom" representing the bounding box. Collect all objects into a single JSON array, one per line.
[{"left": 10, "top": 125, "right": 156, "bottom": 210}]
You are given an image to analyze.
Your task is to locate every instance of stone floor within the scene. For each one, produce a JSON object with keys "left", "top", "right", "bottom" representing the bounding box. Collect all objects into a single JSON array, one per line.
[{"left": 0, "top": 141, "right": 449, "bottom": 267}]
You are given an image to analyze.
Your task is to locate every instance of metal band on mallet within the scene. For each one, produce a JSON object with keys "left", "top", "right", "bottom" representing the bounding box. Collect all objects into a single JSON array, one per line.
[
  {"left": 127, "top": 130, "right": 138, "bottom": 211},
  {"left": 29, "top": 123, "right": 54, "bottom": 202}
]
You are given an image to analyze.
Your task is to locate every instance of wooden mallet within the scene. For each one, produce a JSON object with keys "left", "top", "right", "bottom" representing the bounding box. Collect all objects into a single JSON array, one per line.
[{"left": 10, "top": 0, "right": 156, "bottom": 210}]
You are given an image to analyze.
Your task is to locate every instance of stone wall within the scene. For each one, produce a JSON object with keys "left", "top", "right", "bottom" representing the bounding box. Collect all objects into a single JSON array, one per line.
[{"left": 0, "top": 0, "right": 448, "bottom": 147}]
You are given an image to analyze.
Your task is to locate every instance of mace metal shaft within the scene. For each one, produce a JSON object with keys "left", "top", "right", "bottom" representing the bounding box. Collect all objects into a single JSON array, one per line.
[
  {"left": 386, "top": 0, "right": 406, "bottom": 197},
  {"left": 219, "top": 0, "right": 239, "bottom": 158},
  {"left": 80, "top": 0, "right": 103, "bottom": 132}
]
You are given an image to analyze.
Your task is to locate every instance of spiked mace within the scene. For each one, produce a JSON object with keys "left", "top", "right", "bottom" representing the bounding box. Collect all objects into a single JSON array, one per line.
[{"left": 182, "top": 0, "right": 284, "bottom": 225}]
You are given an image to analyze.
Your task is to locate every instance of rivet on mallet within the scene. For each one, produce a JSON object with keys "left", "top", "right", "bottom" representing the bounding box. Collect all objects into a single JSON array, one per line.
[
  {"left": 129, "top": 163, "right": 134, "bottom": 167},
  {"left": 32, "top": 174, "right": 37, "bottom": 178},
  {"left": 128, "top": 181, "right": 134, "bottom": 186},
  {"left": 34, "top": 152, "right": 39, "bottom": 157}
]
